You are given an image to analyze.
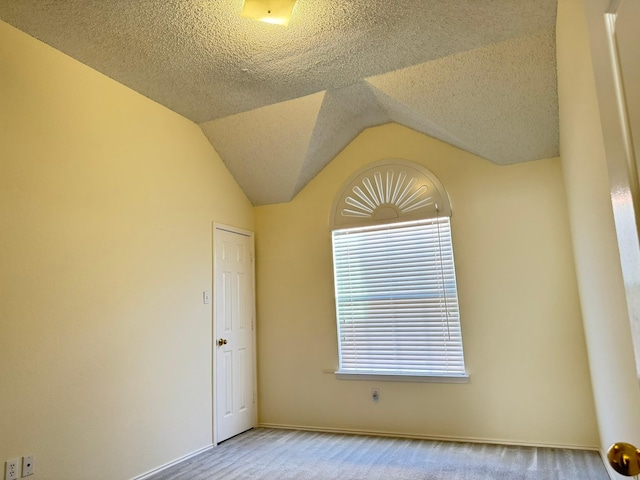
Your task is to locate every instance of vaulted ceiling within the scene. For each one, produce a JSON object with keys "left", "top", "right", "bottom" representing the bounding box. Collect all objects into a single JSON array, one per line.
[{"left": 0, "top": 1, "right": 559, "bottom": 205}]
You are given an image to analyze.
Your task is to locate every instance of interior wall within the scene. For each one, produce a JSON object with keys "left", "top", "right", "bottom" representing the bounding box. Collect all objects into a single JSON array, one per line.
[
  {"left": 255, "top": 123, "right": 599, "bottom": 448},
  {"left": 556, "top": 0, "right": 640, "bottom": 466},
  {"left": 0, "top": 21, "right": 253, "bottom": 480}
]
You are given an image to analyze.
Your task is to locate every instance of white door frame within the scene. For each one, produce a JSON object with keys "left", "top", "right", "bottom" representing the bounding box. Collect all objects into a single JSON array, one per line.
[{"left": 212, "top": 222, "right": 258, "bottom": 445}]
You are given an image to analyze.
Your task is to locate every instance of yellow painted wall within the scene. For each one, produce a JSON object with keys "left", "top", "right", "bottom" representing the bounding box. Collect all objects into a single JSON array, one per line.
[
  {"left": 255, "top": 123, "right": 599, "bottom": 448},
  {"left": 556, "top": 0, "right": 640, "bottom": 465},
  {"left": 0, "top": 21, "right": 253, "bottom": 480}
]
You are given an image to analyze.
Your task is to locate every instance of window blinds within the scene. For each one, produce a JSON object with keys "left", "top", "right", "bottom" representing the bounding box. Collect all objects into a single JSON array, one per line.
[{"left": 332, "top": 218, "right": 466, "bottom": 377}]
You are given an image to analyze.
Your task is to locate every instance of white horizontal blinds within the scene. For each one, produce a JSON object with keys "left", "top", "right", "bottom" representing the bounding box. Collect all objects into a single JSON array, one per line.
[{"left": 332, "top": 218, "right": 465, "bottom": 376}]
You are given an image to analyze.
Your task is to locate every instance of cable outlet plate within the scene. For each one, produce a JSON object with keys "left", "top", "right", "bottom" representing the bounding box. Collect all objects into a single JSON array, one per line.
[
  {"left": 22, "top": 455, "right": 34, "bottom": 477},
  {"left": 5, "top": 459, "right": 18, "bottom": 480},
  {"left": 371, "top": 388, "right": 380, "bottom": 402}
]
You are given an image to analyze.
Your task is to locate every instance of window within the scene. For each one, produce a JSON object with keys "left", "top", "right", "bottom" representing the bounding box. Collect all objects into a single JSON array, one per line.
[{"left": 330, "top": 160, "right": 467, "bottom": 381}]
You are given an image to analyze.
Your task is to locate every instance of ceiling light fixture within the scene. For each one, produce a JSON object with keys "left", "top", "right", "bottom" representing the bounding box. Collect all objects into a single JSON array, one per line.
[{"left": 241, "top": 0, "right": 298, "bottom": 26}]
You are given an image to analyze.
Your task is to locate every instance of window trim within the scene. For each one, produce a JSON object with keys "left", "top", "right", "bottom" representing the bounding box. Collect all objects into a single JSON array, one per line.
[
  {"left": 330, "top": 160, "right": 467, "bottom": 382},
  {"left": 334, "top": 371, "right": 469, "bottom": 383}
]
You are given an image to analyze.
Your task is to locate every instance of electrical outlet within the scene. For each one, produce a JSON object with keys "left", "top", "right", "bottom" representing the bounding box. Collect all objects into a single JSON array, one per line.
[
  {"left": 21, "top": 455, "right": 34, "bottom": 477},
  {"left": 5, "top": 459, "right": 18, "bottom": 480},
  {"left": 371, "top": 388, "right": 380, "bottom": 402}
]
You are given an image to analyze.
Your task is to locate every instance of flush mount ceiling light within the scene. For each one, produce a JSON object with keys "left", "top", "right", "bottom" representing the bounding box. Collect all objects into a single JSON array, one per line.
[{"left": 241, "top": 0, "right": 298, "bottom": 26}]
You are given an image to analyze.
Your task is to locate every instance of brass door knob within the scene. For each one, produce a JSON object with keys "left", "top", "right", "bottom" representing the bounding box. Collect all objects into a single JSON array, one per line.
[
  {"left": 607, "top": 442, "right": 640, "bottom": 476},
  {"left": 217, "top": 338, "right": 228, "bottom": 346}
]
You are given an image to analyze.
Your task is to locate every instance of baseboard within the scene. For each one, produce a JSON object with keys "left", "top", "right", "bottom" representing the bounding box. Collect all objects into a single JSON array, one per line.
[
  {"left": 131, "top": 444, "right": 214, "bottom": 480},
  {"left": 258, "top": 423, "right": 600, "bottom": 452}
]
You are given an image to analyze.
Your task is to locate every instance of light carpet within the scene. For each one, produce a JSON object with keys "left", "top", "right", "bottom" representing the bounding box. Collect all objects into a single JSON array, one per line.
[{"left": 147, "top": 428, "right": 609, "bottom": 480}]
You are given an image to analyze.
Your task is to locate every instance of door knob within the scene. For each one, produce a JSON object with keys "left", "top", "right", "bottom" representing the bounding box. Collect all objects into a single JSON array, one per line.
[
  {"left": 217, "top": 338, "right": 228, "bottom": 346},
  {"left": 607, "top": 442, "right": 640, "bottom": 476}
]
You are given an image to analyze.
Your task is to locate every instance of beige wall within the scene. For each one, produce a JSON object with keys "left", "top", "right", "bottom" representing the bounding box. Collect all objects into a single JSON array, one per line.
[
  {"left": 255, "top": 123, "right": 599, "bottom": 448},
  {"left": 0, "top": 21, "right": 253, "bottom": 480},
  {"left": 556, "top": 0, "right": 640, "bottom": 466}
]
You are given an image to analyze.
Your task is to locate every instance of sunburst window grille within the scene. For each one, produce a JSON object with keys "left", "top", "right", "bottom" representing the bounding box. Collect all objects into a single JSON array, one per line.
[{"left": 331, "top": 159, "right": 451, "bottom": 229}]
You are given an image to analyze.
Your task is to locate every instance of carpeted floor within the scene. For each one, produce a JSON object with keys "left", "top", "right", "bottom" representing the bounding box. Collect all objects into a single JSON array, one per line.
[{"left": 147, "top": 428, "right": 609, "bottom": 480}]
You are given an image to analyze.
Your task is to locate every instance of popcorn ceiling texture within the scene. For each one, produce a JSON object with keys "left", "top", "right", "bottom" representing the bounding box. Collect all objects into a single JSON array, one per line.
[
  {"left": 201, "top": 92, "right": 325, "bottom": 205},
  {"left": 0, "top": 0, "right": 559, "bottom": 205}
]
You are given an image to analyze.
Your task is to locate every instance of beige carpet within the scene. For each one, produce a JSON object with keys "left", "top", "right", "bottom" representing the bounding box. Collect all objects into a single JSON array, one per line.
[{"left": 147, "top": 428, "right": 609, "bottom": 480}]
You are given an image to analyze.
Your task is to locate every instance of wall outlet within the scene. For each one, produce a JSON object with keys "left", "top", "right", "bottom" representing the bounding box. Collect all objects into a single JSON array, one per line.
[
  {"left": 21, "top": 455, "right": 34, "bottom": 477},
  {"left": 371, "top": 388, "right": 380, "bottom": 402},
  {"left": 5, "top": 459, "right": 18, "bottom": 480}
]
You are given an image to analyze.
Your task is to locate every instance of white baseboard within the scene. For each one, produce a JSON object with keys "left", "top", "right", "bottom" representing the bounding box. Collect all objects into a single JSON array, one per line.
[
  {"left": 258, "top": 423, "right": 600, "bottom": 452},
  {"left": 131, "top": 444, "right": 214, "bottom": 480}
]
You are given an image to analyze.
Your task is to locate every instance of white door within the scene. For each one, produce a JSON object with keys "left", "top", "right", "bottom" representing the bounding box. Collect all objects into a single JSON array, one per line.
[
  {"left": 586, "top": 0, "right": 640, "bottom": 376},
  {"left": 214, "top": 226, "right": 256, "bottom": 443}
]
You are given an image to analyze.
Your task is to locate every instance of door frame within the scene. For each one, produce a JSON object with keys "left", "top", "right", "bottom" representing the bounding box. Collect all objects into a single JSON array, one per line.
[{"left": 212, "top": 222, "right": 258, "bottom": 445}]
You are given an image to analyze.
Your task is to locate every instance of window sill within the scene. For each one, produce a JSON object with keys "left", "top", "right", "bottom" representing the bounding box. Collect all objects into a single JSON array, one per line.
[{"left": 334, "top": 370, "right": 470, "bottom": 383}]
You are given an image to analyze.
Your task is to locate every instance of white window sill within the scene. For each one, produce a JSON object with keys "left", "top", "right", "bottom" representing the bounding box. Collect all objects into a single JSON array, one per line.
[{"left": 334, "top": 370, "right": 470, "bottom": 383}]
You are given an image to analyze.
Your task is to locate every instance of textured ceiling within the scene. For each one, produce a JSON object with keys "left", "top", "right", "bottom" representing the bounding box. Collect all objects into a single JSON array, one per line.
[{"left": 0, "top": 0, "right": 559, "bottom": 205}]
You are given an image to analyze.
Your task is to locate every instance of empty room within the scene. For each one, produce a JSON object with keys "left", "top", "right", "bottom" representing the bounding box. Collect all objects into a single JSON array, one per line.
[{"left": 1, "top": 0, "right": 640, "bottom": 479}]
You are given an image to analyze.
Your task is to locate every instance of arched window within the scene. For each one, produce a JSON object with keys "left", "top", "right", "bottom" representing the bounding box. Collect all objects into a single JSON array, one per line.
[{"left": 330, "top": 160, "right": 467, "bottom": 380}]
